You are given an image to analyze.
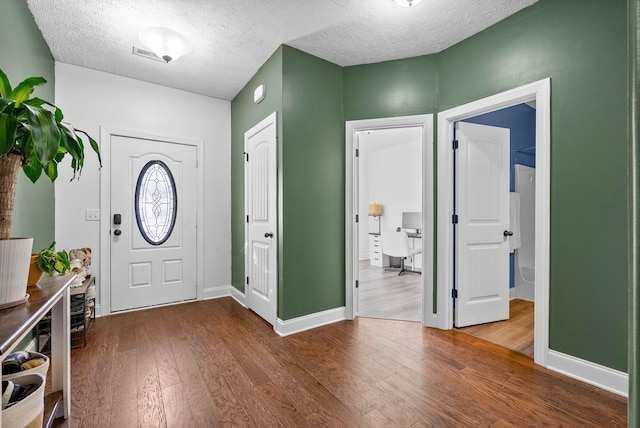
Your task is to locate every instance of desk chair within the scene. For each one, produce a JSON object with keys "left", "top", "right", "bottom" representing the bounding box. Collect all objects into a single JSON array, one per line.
[{"left": 381, "top": 231, "right": 422, "bottom": 275}]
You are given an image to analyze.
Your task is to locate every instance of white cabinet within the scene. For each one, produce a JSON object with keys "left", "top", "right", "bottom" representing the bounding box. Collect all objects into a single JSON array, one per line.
[{"left": 369, "top": 234, "right": 389, "bottom": 267}]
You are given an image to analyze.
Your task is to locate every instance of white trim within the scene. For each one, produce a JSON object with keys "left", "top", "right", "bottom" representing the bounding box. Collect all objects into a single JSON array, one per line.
[
  {"left": 99, "top": 126, "right": 205, "bottom": 316},
  {"left": 275, "top": 307, "right": 346, "bottom": 337},
  {"left": 345, "top": 114, "right": 435, "bottom": 327},
  {"left": 202, "top": 285, "right": 234, "bottom": 300},
  {"left": 229, "top": 286, "right": 246, "bottom": 307},
  {"left": 436, "top": 79, "right": 551, "bottom": 366},
  {"left": 547, "top": 350, "right": 628, "bottom": 397}
]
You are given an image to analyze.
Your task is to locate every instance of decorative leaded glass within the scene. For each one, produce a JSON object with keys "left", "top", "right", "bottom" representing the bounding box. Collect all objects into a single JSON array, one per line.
[{"left": 135, "top": 161, "right": 177, "bottom": 245}]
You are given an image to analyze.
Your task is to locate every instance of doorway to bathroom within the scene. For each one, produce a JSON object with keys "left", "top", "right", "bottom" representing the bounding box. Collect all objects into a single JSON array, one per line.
[
  {"left": 453, "top": 103, "right": 536, "bottom": 358},
  {"left": 436, "top": 79, "right": 550, "bottom": 366}
]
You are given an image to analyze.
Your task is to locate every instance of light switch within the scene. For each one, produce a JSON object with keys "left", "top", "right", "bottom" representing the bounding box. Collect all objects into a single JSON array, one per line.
[{"left": 85, "top": 209, "right": 100, "bottom": 221}]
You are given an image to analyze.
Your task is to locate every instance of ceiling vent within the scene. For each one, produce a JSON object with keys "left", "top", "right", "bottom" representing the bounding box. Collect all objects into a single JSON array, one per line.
[{"left": 132, "top": 46, "right": 165, "bottom": 62}]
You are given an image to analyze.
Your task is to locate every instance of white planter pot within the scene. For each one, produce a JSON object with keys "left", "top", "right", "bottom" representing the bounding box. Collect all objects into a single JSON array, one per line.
[{"left": 0, "top": 238, "right": 33, "bottom": 308}]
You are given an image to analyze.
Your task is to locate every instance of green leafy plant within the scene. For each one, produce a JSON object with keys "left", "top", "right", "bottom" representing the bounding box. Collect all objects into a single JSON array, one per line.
[
  {"left": 36, "top": 241, "right": 70, "bottom": 276},
  {"left": 0, "top": 68, "right": 101, "bottom": 239}
]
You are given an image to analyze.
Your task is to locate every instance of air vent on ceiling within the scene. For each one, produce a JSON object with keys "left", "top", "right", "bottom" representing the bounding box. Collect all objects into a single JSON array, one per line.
[{"left": 132, "top": 46, "right": 165, "bottom": 62}]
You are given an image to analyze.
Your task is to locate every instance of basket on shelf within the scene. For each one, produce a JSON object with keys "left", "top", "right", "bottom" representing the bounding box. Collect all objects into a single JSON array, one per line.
[
  {"left": 2, "top": 351, "right": 49, "bottom": 383},
  {"left": 1, "top": 373, "right": 45, "bottom": 428}
]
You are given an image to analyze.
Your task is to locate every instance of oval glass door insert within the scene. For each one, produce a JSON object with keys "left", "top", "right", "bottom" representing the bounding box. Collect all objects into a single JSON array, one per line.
[{"left": 135, "top": 160, "right": 177, "bottom": 245}]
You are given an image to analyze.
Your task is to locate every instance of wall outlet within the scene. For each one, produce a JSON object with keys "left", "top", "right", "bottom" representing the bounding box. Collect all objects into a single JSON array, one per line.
[{"left": 85, "top": 209, "right": 100, "bottom": 221}]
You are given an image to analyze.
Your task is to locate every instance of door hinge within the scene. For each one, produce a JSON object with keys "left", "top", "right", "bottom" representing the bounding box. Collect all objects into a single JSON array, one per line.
[
  {"left": 355, "top": 148, "right": 359, "bottom": 157},
  {"left": 452, "top": 214, "right": 458, "bottom": 224},
  {"left": 355, "top": 214, "right": 359, "bottom": 223},
  {"left": 244, "top": 152, "right": 249, "bottom": 162},
  {"left": 246, "top": 277, "right": 249, "bottom": 285},
  {"left": 355, "top": 280, "right": 359, "bottom": 289},
  {"left": 453, "top": 140, "right": 459, "bottom": 150},
  {"left": 452, "top": 289, "right": 458, "bottom": 299}
]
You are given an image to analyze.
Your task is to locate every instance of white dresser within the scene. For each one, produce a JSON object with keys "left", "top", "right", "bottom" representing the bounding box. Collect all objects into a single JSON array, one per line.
[{"left": 369, "top": 234, "right": 389, "bottom": 267}]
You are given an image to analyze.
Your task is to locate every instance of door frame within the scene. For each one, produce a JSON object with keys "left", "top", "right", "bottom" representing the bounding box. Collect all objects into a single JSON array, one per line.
[
  {"left": 244, "top": 112, "right": 278, "bottom": 328},
  {"left": 436, "top": 78, "right": 551, "bottom": 365},
  {"left": 345, "top": 114, "right": 434, "bottom": 325},
  {"left": 99, "top": 126, "right": 205, "bottom": 316}
]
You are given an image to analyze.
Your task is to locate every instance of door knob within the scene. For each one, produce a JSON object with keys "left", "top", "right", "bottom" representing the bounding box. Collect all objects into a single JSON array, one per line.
[
  {"left": 503, "top": 230, "right": 513, "bottom": 237},
  {"left": 114, "top": 229, "right": 122, "bottom": 236},
  {"left": 264, "top": 232, "right": 274, "bottom": 238}
]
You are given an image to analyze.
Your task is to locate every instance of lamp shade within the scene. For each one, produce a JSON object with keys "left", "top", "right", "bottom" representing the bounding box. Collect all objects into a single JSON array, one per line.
[
  {"left": 139, "top": 27, "right": 191, "bottom": 63},
  {"left": 368, "top": 204, "right": 383, "bottom": 216}
]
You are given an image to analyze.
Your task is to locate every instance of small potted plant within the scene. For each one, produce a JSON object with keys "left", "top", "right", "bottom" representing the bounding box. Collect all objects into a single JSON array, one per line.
[
  {"left": 27, "top": 242, "right": 70, "bottom": 286},
  {"left": 0, "top": 69, "right": 100, "bottom": 307}
]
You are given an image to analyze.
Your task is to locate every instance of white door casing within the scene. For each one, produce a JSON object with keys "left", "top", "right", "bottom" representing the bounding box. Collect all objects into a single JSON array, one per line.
[
  {"left": 455, "top": 122, "right": 510, "bottom": 327},
  {"left": 110, "top": 136, "right": 197, "bottom": 312},
  {"left": 244, "top": 112, "right": 278, "bottom": 326},
  {"left": 345, "top": 114, "right": 434, "bottom": 326}
]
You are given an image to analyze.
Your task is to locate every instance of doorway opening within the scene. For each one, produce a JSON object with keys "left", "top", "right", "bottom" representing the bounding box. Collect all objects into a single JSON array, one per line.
[
  {"left": 454, "top": 104, "right": 536, "bottom": 358},
  {"left": 436, "top": 79, "right": 550, "bottom": 366},
  {"left": 345, "top": 114, "right": 434, "bottom": 325},
  {"left": 357, "top": 127, "right": 423, "bottom": 321}
]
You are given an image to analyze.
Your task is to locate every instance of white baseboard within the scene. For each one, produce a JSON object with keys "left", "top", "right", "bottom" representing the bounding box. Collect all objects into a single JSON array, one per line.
[
  {"left": 202, "top": 285, "right": 233, "bottom": 300},
  {"left": 275, "top": 306, "right": 346, "bottom": 337},
  {"left": 229, "top": 286, "right": 246, "bottom": 307},
  {"left": 509, "top": 287, "right": 516, "bottom": 300},
  {"left": 546, "top": 350, "right": 628, "bottom": 397}
]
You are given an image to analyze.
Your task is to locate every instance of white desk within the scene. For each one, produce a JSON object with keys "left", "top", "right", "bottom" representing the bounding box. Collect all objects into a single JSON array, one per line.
[
  {"left": 406, "top": 233, "right": 423, "bottom": 271},
  {"left": 0, "top": 275, "right": 73, "bottom": 426},
  {"left": 368, "top": 233, "right": 389, "bottom": 267}
]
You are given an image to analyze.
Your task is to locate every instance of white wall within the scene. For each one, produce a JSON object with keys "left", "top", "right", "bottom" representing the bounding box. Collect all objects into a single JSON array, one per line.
[
  {"left": 54, "top": 63, "right": 231, "bottom": 314},
  {"left": 369, "top": 141, "right": 422, "bottom": 233}
]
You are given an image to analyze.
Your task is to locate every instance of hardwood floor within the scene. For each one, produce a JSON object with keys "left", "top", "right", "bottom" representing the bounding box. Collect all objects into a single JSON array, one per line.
[
  {"left": 52, "top": 297, "right": 626, "bottom": 427},
  {"left": 358, "top": 260, "right": 421, "bottom": 322},
  {"left": 456, "top": 299, "right": 534, "bottom": 359}
]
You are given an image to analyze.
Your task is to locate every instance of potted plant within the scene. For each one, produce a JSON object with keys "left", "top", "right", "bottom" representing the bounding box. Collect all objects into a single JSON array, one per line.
[
  {"left": 27, "top": 241, "right": 71, "bottom": 286},
  {"left": 0, "top": 69, "right": 100, "bottom": 308}
]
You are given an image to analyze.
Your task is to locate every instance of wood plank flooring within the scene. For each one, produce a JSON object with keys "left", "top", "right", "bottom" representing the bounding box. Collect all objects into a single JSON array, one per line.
[
  {"left": 52, "top": 297, "right": 626, "bottom": 427},
  {"left": 456, "top": 299, "right": 534, "bottom": 358},
  {"left": 358, "top": 260, "right": 421, "bottom": 322}
]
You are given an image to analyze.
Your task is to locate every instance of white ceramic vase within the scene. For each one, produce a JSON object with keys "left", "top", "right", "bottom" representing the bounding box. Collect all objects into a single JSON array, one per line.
[{"left": 0, "top": 238, "right": 33, "bottom": 308}]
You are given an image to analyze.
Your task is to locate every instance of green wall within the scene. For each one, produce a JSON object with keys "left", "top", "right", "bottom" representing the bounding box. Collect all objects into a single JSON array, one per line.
[
  {"left": 0, "top": 0, "right": 55, "bottom": 251},
  {"left": 280, "top": 46, "right": 344, "bottom": 319},
  {"left": 231, "top": 46, "right": 344, "bottom": 320}
]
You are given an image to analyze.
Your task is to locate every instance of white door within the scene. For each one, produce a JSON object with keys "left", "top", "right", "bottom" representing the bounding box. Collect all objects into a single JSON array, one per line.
[
  {"left": 245, "top": 112, "right": 277, "bottom": 326},
  {"left": 455, "top": 122, "right": 510, "bottom": 327},
  {"left": 110, "top": 136, "right": 197, "bottom": 312}
]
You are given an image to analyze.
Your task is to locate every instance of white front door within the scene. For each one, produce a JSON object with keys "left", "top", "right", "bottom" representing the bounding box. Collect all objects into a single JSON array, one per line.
[
  {"left": 455, "top": 122, "right": 510, "bottom": 327},
  {"left": 110, "top": 136, "right": 197, "bottom": 312},
  {"left": 245, "top": 112, "right": 277, "bottom": 326}
]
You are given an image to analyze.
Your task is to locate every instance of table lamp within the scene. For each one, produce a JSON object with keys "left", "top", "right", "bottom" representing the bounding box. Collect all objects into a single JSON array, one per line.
[{"left": 368, "top": 203, "right": 383, "bottom": 235}]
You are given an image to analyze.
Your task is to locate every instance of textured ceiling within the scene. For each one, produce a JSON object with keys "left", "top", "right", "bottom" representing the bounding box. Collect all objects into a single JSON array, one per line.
[{"left": 26, "top": 0, "right": 538, "bottom": 101}]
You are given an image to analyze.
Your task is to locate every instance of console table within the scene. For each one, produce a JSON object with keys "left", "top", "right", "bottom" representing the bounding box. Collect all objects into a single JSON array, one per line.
[{"left": 0, "top": 275, "right": 73, "bottom": 427}]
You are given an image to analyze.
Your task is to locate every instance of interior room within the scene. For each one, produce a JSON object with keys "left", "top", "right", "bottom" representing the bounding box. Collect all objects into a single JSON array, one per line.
[
  {"left": 0, "top": 0, "right": 635, "bottom": 426},
  {"left": 357, "top": 127, "right": 423, "bottom": 322}
]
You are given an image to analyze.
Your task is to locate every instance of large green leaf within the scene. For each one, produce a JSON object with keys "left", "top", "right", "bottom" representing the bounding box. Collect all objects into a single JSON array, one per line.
[
  {"left": 23, "top": 105, "right": 60, "bottom": 165},
  {"left": 76, "top": 129, "right": 102, "bottom": 167},
  {"left": 0, "top": 69, "right": 12, "bottom": 98},
  {"left": 0, "top": 113, "right": 18, "bottom": 156},
  {"left": 11, "top": 77, "right": 46, "bottom": 107},
  {"left": 0, "top": 97, "right": 12, "bottom": 113},
  {"left": 22, "top": 154, "right": 43, "bottom": 183}
]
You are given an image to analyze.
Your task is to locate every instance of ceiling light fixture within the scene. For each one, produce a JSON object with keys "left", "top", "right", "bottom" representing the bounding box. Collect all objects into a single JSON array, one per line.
[
  {"left": 139, "top": 27, "right": 191, "bottom": 63},
  {"left": 394, "top": 0, "right": 422, "bottom": 6}
]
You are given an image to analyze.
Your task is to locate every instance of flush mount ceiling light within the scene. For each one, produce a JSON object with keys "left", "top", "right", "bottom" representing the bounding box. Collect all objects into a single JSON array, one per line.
[
  {"left": 394, "top": 0, "right": 422, "bottom": 6},
  {"left": 139, "top": 27, "right": 191, "bottom": 63}
]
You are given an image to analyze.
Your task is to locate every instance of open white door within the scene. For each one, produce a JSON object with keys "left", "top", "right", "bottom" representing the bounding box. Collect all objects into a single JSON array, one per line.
[
  {"left": 245, "top": 112, "right": 278, "bottom": 326},
  {"left": 455, "top": 122, "right": 510, "bottom": 327}
]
